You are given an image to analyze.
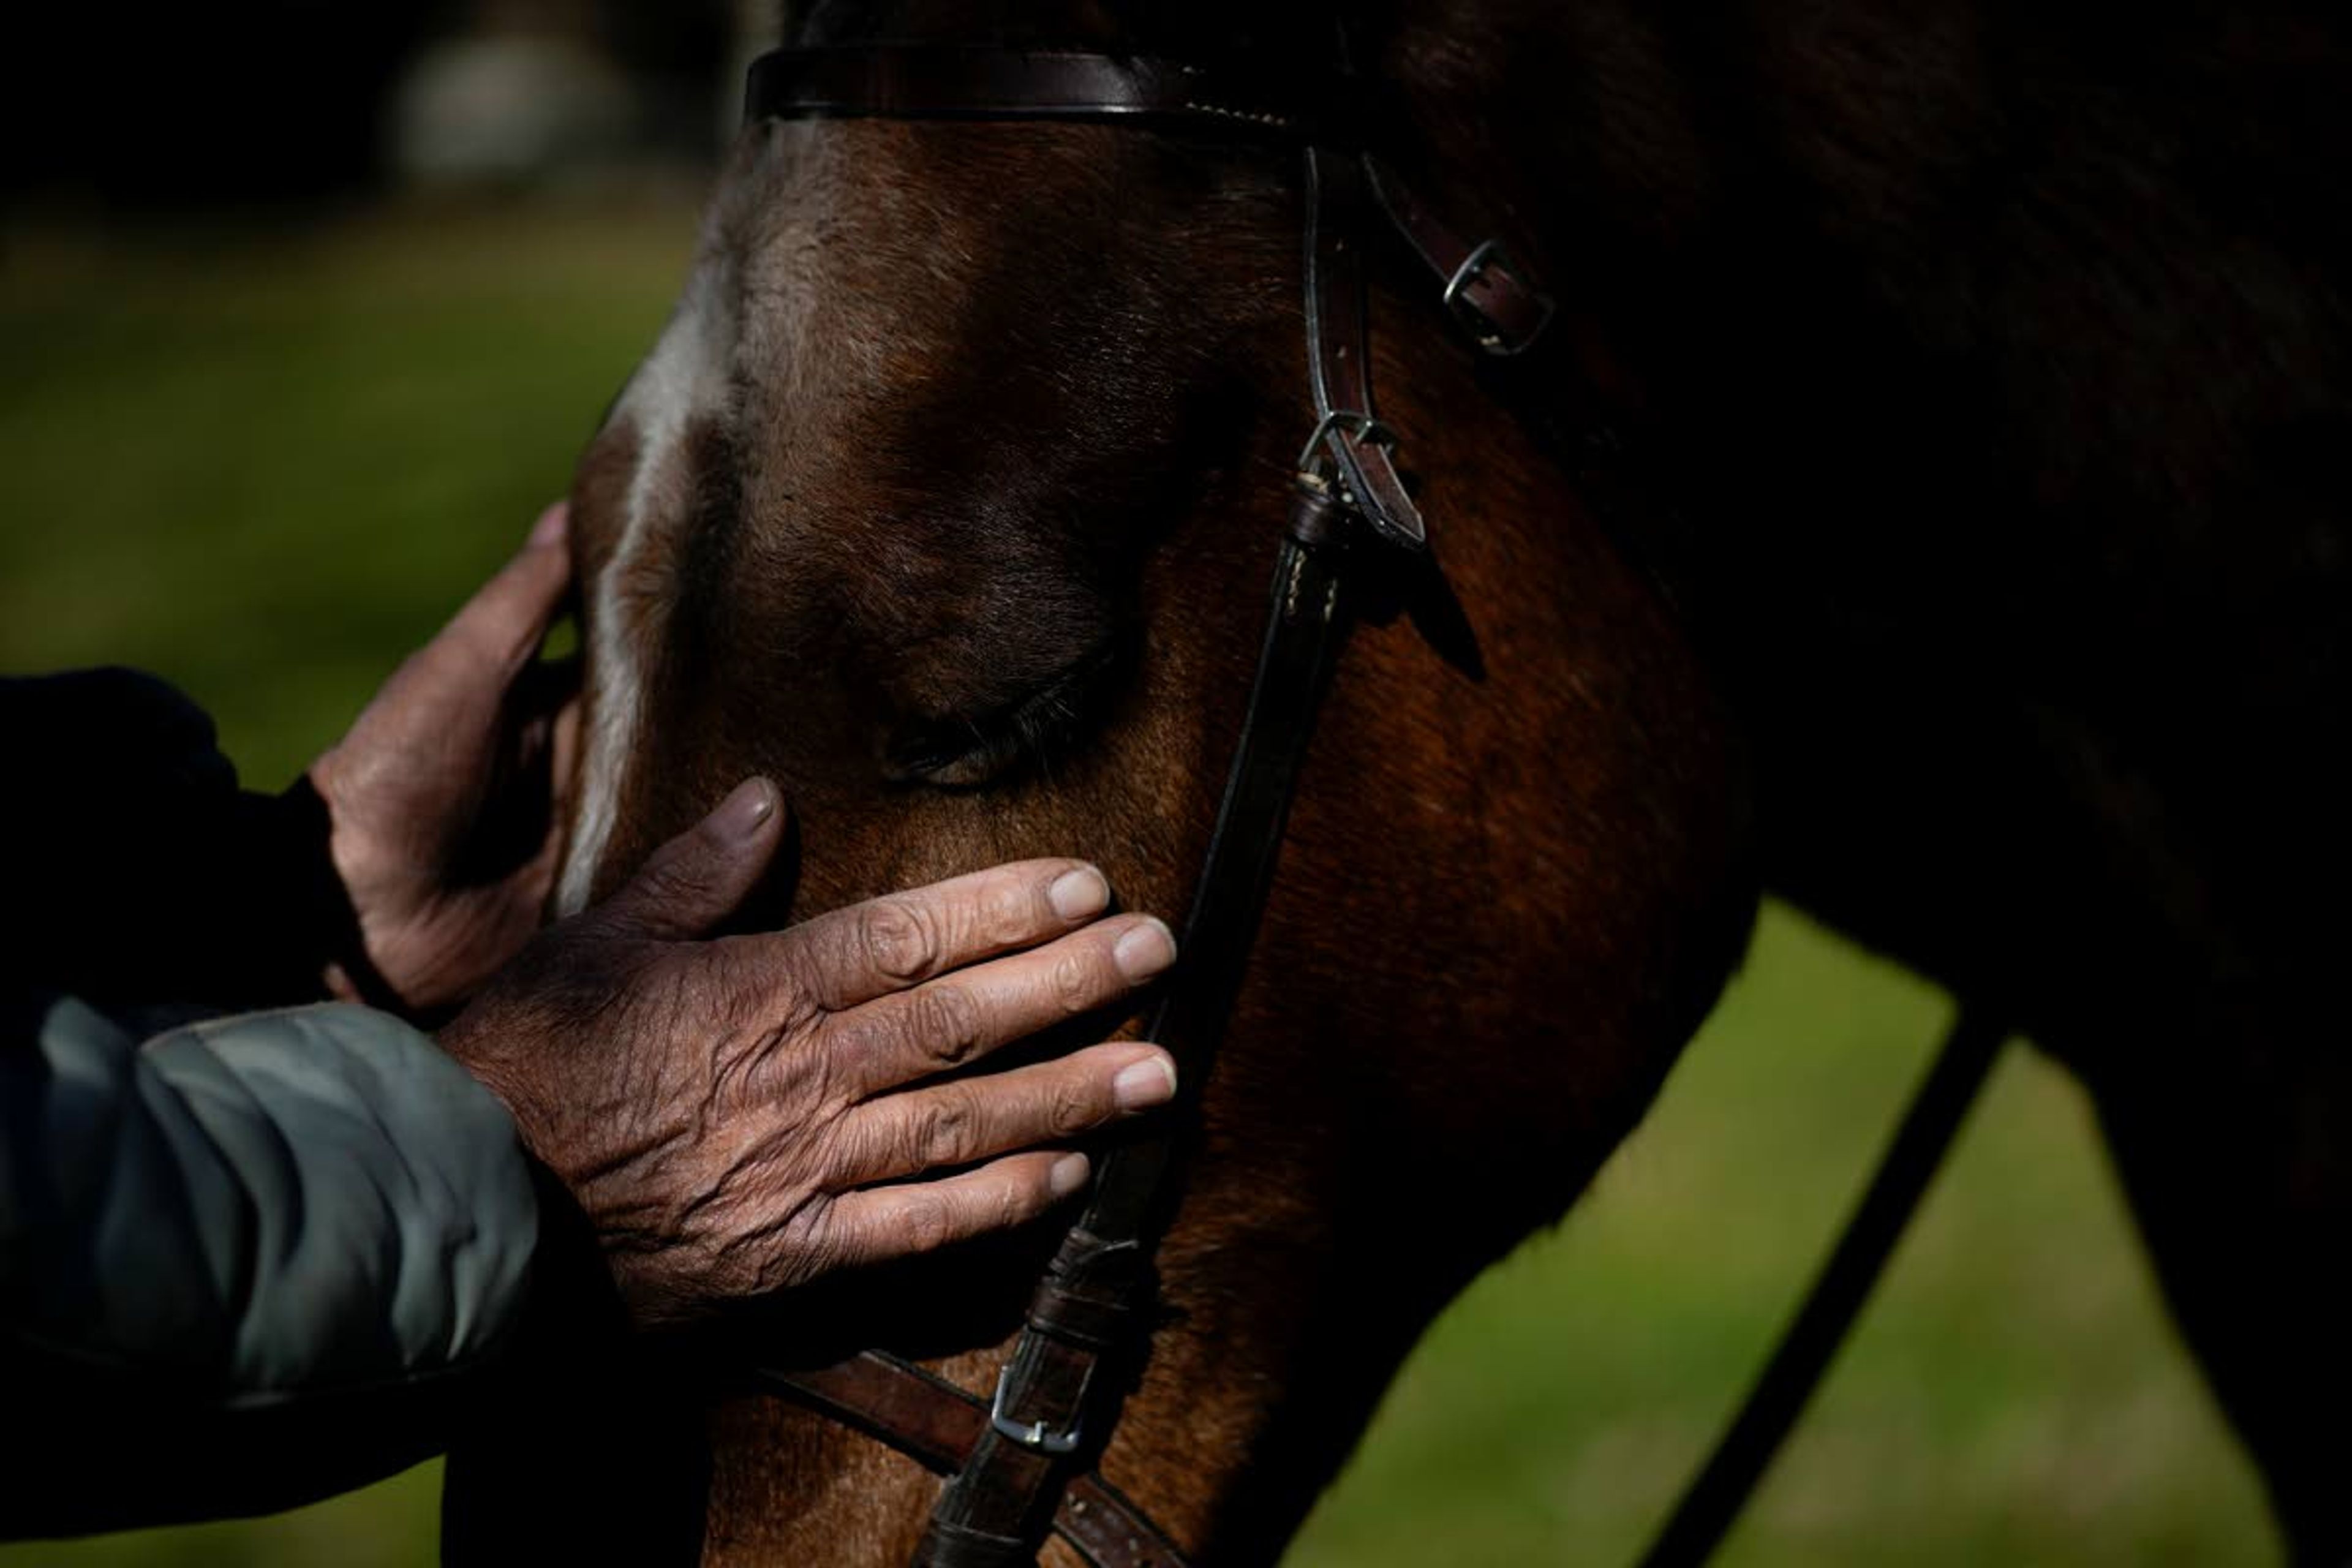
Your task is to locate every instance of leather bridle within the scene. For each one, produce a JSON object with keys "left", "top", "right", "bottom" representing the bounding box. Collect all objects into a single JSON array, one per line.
[
  {"left": 735, "top": 39, "right": 2006, "bottom": 1568},
  {"left": 738, "top": 40, "right": 1548, "bottom": 1568}
]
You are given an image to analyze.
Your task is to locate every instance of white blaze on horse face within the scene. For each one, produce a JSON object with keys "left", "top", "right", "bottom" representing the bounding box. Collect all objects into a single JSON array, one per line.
[
  {"left": 554, "top": 124, "right": 853, "bottom": 915},
  {"left": 554, "top": 248, "right": 739, "bottom": 917}
]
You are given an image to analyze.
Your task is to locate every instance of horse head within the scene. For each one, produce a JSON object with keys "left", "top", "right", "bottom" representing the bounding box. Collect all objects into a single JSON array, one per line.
[{"left": 494, "top": 3, "right": 1754, "bottom": 1561}]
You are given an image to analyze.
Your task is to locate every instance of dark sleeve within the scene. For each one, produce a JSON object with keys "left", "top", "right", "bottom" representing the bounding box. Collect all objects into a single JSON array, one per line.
[
  {"left": 0, "top": 996, "right": 550, "bottom": 1537},
  {"left": 0, "top": 669, "right": 360, "bottom": 1012}
]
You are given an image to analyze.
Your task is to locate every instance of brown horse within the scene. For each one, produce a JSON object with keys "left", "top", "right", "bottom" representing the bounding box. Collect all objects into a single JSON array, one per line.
[{"left": 450, "top": 0, "right": 2352, "bottom": 1562}]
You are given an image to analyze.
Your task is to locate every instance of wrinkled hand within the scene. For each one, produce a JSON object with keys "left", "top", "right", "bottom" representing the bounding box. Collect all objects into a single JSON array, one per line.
[
  {"left": 439, "top": 778, "right": 1181, "bottom": 1324},
  {"left": 310, "top": 504, "right": 579, "bottom": 1012}
]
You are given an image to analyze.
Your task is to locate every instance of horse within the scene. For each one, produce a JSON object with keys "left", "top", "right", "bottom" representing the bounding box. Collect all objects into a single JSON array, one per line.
[{"left": 448, "top": 0, "right": 2352, "bottom": 1562}]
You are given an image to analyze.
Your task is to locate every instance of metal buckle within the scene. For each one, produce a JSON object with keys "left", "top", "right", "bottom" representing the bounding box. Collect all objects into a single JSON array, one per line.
[
  {"left": 989, "top": 1363, "right": 1084, "bottom": 1456},
  {"left": 1441, "top": 238, "right": 1555, "bottom": 356},
  {"left": 1296, "top": 409, "right": 1397, "bottom": 478}
]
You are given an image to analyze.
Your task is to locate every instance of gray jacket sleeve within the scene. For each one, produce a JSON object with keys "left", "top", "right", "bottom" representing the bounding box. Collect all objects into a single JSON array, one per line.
[
  {"left": 1, "top": 995, "right": 545, "bottom": 1534},
  {"left": 1, "top": 996, "right": 538, "bottom": 1396}
]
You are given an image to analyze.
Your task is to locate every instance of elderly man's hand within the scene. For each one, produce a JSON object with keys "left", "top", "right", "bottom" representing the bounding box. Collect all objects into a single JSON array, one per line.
[
  {"left": 309, "top": 505, "right": 578, "bottom": 1012},
  {"left": 439, "top": 778, "right": 1180, "bottom": 1324}
]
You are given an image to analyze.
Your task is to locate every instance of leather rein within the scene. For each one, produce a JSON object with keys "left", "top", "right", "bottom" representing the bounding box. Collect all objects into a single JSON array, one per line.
[{"left": 736, "top": 42, "right": 2005, "bottom": 1568}]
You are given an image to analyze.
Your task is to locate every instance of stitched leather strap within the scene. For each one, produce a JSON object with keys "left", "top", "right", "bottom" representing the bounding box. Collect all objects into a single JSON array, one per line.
[
  {"left": 1364, "top": 156, "right": 1556, "bottom": 356},
  {"left": 745, "top": 47, "right": 1550, "bottom": 367},
  {"left": 755, "top": 1354, "right": 1188, "bottom": 1568},
  {"left": 916, "top": 486, "right": 1368, "bottom": 1567},
  {"left": 910, "top": 140, "right": 1415, "bottom": 1565},
  {"left": 1305, "top": 148, "right": 1428, "bottom": 549},
  {"left": 745, "top": 47, "right": 1374, "bottom": 144},
  {"left": 728, "top": 43, "right": 1985, "bottom": 1568},
  {"left": 1027, "top": 1228, "right": 1149, "bottom": 1351},
  {"left": 734, "top": 45, "right": 1525, "bottom": 1568},
  {"left": 757, "top": 1354, "right": 1194, "bottom": 1568}
]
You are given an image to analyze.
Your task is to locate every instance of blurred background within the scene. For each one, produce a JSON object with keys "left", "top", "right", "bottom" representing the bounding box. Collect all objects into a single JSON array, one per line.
[{"left": 0, "top": 5, "right": 2277, "bottom": 1564}]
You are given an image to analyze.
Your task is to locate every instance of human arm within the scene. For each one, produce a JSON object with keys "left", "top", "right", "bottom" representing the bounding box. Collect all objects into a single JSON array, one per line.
[
  {"left": 0, "top": 993, "right": 538, "bottom": 1534},
  {"left": 0, "top": 783, "right": 1177, "bottom": 1532},
  {"left": 0, "top": 504, "right": 581, "bottom": 1019}
]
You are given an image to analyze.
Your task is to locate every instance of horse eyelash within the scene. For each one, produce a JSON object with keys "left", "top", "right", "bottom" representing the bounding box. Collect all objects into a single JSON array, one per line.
[{"left": 891, "top": 652, "right": 1120, "bottom": 788}]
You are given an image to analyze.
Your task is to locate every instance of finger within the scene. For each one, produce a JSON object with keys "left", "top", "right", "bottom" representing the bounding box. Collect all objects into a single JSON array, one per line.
[
  {"left": 753, "top": 859, "right": 1127, "bottom": 1011},
  {"left": 592, "top": 778, "right": 785, "bottom": 941},
  {"left": 546, "top": 688, "right": 583, "bottom": 820},
  {"left": 810, "top": 1151, "right": 1093, "bottom": 1272},
  {"left": 432, "top": 503, "right": 576, "bottom": 681},
  {"left": 825, "top": 915, "right": 1177, "bottom": 1095},
  {"left": 826, "top": 1044, "right": 1177, "bottom": 1187}
]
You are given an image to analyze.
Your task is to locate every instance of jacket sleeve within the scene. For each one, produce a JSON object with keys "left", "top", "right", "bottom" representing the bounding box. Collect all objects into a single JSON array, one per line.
[
  {"left": 0, "top": 995, "right": 544, "bottom": 1536},
  {"left": 0, "top": 669, "right": 358, "bottom": 1013}
]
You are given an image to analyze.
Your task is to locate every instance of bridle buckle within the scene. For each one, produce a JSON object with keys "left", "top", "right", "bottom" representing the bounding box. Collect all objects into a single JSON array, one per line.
[
  {"left": 1442, "top": 238, "right": 1555, "bottom": 356},
  {"left": 989, "top": 1363, "right": 1085, "bottom": 1456},
  {"left": 1295, "top": 409, "right": 1398, "bottom": 480}
]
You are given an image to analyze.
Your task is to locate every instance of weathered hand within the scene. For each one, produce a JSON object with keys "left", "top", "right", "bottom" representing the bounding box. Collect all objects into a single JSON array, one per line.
[
  {"left": 309, "top": 504, "right": 579, "bottom": 1012},
  {"left": 439, "top": 778, "right": 1180, "bottom": 1325}
]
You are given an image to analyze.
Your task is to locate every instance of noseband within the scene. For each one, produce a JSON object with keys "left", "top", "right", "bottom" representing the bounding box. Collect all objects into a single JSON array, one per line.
[{"left": 736, "top": 40, "right": 2002, "bottom": 1568}]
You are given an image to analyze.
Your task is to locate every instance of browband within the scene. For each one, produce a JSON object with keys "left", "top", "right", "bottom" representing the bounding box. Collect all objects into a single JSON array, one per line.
[{"left": 744, "top": 47, "right": 1379, "bottom": 146}]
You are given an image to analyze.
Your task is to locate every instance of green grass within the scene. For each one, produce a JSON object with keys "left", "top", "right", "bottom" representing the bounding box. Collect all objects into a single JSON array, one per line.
[
  {"left": 0, "top": 200, "right": 2276, "bottom": 1566},
  {"left": 1290, "top": 912, "right": 2273, "bottom": 1567}
]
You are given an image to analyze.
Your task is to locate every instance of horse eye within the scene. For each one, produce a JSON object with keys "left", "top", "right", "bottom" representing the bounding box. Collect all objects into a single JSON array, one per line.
[
  {"left": 884, "top": 650, "right": 1123, "bottom": 790},
  {"left": 888, "top": 727, "right": 1027, "bottom": 790}
]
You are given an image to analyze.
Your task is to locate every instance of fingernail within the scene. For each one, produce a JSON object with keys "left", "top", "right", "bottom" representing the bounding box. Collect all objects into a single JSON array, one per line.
[
  {"left": 1112, "top": 918, "right": 1177, "bottom": 981},
  {"left": 1113, "top": 1054, "right": 1178, "bottom": 1112},
  {"left": 721, "top": 777, "right": 778, "bottom": 843},
  {"left": 1049, "top": 1153, "right": 1091, "bottom": 1198},
  {"left": 529, "top": 503, "right": 570, "bottom": 548},
  {"left": 1048, "top": 866, "right": 1110, "bottom": 922}
]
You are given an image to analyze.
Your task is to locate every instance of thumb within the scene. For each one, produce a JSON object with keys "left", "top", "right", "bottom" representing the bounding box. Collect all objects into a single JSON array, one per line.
[{"left": 592, "top": 778, "right": 786, "bottom": 941}]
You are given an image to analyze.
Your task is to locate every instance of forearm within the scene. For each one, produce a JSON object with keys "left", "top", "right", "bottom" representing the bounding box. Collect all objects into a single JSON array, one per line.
[{"left": 0, "top": 994, "right": 543, "bottom": 1534}]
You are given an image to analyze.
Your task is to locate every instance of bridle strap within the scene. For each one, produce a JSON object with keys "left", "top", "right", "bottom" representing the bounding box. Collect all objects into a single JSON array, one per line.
[
  {"left": 1363, "top": 157, "right": 1555, "bottom": 357},
  {"left": 760, "top": 494, "right": 1364, "bottom": 1568},
  {"left": 755, "top": 1354, "right": 1186, "bottom": 1568},
  {"left": 731, "top": 40, "right": 2007, "bottom": 1568},
  {"left": 1304, "top": 149, "right": 1426, "bottom": 549},
  {"left": 740, "top": 47, "right": 1550, "bottom": 369},
  {"left": 737, "top": 40, "right": 1543, "bottom": 1568},
  {"left": 916, "top": 505, "right": 1367, "bottom": 1567},
  {"left": 745, "top": 47, "right": 1373, "bottom": 143}
]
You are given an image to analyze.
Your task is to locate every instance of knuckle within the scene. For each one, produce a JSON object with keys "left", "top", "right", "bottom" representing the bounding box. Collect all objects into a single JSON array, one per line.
[
  {"left": 1047, "top": 1074, "right": 1101, "bottom": 1139},
  {"left": 638, "top": 848, "right": 715, "bottom": 911},
  {"left": 908, "top": 1090, "right": 977, "bottom": 1167},
  {"left": 791, "top": 1042, "right": 853, "bottom": 1118},
  {"left": 860, "top": 899, "right": 940, "bottom": 983},
  {"left": 772, "top": 1204, "right": 839, "bottom": 1289},
  {"left": 1049, "top": 947, "right": 1102, "bottom": 1015},
  {"left": 985, "top": 871, "right": 1047, "bottom": 946},
  {"left": 892, "top": 1191, "right": 955, "bottom": 1256},
  {"left": 702, "top": 947, "right": 768, "bottom": 1032},
  {"left": 820, "top": 1108, "right": 882, "bottom": 1175},
  {"left": 906, "top": 984, "right": 986, "bottom": 1069},
  {"left": 996, "top": 1175, "right": 1034, "bottom": 1231}
]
